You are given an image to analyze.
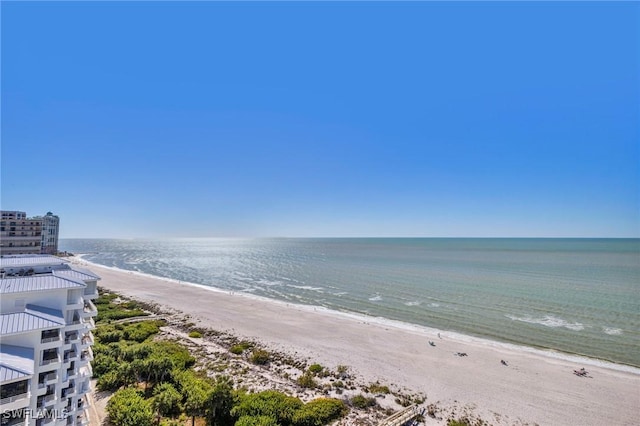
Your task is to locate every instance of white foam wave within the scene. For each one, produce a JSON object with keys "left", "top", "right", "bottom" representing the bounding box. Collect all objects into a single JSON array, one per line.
[
  {"left": 369, "top": 294, "right": 382, "bottom": 302},
  {"left": 289, "top": 284, "right": 324, "bottom": 292},
  {"left": 603, "top": 327, "right": 623, "bottom": 335},
  {"left": 429, "top": 302, "right": 440, "bottom": 308},
  {"left": 506, "top": 314, "right": 584, "bottom": 331},
  {"left": 404, "top": 301, "right": 421, "bottom": 306}
]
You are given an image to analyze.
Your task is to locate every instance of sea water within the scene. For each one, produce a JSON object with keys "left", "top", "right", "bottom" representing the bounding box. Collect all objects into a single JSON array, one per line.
[{"left": 60, "top": 238, "right": 640, "bottom": 367}]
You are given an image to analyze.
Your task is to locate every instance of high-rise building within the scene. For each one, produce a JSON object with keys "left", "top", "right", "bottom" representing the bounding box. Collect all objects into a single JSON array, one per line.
[
  {"left": 31, "top": 213, "right": 60, "bottom": 256},
  {"left": 0, "top": 212, "right": 43, "bottom": 256},
  {"left": 0, "top": 255, "right": 98, "bottom": 426}
]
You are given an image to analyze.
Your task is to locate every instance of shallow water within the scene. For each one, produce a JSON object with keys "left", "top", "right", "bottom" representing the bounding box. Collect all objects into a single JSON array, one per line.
[{"left": 60, "top": 238, "right": 640, "bottom": 366}]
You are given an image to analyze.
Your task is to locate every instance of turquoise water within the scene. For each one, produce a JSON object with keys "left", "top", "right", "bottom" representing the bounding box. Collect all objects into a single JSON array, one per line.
[{"left": 60, "top": 238, "right": 640, "bottom": 367}]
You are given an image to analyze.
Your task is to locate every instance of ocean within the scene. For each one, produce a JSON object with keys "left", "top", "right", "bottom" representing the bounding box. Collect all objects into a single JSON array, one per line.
[{"left": 59, "top": 238, "right": 640, "bottom": 367}]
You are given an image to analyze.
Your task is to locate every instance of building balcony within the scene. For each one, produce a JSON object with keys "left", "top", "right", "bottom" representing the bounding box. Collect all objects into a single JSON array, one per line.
[
  {"left": 77, "top": 382, "right": 90, "bottom": 396},
  {"left": 83, "top": 285, "right": 98, "bottom": 299},
  {"left": 80, "top": 347, "right": 93, "bottom": 362},
  {"left": 40, "top": 331, "right": 62, "bottom": 347},
  {"left": 78, "top": 364, "right": 92, "bottom": 379},
  {"left": 79, "top": 332, "right": 94, "bottom": 348},
  {"left": 40, "top": 356, "right": 61, "bottom": 367},
  {"left": 66, "top": 300, "right": 83, "bottom": 310},
  {"left": 82, "top": 300, "right": 97, "bottom": 317},
  {"left": 36, "top": 382, "right": 48, "bottom": 396},
  {"left": 61, "top": 386, "right": 75, "bottom": 399},
  {"left": 64, "top": 332, "right": 80, "bottom": 345},
  {"left": 36, "top": 393, "right": 56, "bottom": 409},
  {"left": 84, "top": 317, "right": 95, "bottom": 329},
  {"left": 0, "top": 392, "right": 30, "bottom": 411}
]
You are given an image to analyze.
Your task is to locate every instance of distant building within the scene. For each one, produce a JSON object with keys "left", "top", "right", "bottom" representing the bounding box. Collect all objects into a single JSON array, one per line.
[
  {"left": 32, "top": 213, "right": 60, "bottom": 255},
  {"left": 0, "top": 254, "right": 98, "bottom": 426},
  {"left": 0, "top": 212, "right": 43, "bottom": 256}
]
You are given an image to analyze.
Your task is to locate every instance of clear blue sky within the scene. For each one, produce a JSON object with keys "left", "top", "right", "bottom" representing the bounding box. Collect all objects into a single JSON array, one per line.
[{"left": 2, "top": 2, "right": 638, "bottom": 238}]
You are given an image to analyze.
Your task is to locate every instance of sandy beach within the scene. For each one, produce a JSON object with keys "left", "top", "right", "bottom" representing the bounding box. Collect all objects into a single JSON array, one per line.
[{"left": 75, "top": 258, "right": 640, "bottom": 425}]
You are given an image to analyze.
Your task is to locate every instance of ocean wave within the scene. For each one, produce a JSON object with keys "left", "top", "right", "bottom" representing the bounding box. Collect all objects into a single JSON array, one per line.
[
  {"left": 369, "top": 294, "right": 382, "bottom": 302},
  {"left": 289, "top": 284, "right": 324, "bottom": 292},
  {"left": 603, "top": 327, "right": 623, "bottom": 335},
  {"left": 506, "top": 314, "right": 584, "bottom": 331},
  {"left": 404, "top": 301, "right": 421, "bottom": 306}
]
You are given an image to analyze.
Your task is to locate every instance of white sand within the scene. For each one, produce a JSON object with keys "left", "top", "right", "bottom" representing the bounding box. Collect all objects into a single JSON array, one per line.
[{"left": 77, "top": 259, "right": 640, "bottom": 425}]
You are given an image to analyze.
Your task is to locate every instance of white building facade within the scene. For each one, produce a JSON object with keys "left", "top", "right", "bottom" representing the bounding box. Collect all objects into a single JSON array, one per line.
[
  {"left": 31, "top": 214, "right": 60, "bottom": 256},
  {"left": 0, "top": 256, "right": 98, "bottom": 426},
  {"left": 0, "top": 212, "right": 43, "bottom": 256}
]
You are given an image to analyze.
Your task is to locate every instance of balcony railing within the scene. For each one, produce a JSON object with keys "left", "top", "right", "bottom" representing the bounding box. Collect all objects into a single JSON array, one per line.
[
  {"left": 40, "top": 356, "right": 60, "bottom": 366},
  {"left": 41, "top": 335, "right": 60, "bottom": 344},
  {"left": 0, "top": 392, "right": 29, "bottom": 405}
]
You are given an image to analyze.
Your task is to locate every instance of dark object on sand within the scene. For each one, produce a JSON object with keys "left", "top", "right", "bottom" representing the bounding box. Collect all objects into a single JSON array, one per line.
[
  {"left": 501, "top": 360, "right": 508, "bottom": 366},
  {"left": 573, "top": 368, "right": 588, "bottom": 377}
]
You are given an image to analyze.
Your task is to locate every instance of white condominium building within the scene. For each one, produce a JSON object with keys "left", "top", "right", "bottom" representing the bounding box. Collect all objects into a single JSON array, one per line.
[
  {"left": 0, "top": 212, "right": 43, "bottom": 256},
  {"left": 31, "top": 214, "right": 60, "bottom": 256},
  {"left": 0, "top": 255, "right": 98, "bottom": 426}
]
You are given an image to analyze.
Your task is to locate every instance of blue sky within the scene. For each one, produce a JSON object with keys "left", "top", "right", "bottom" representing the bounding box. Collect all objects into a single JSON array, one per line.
[{"left": 2, "top": 2, "right": 638, "bottom": 238}]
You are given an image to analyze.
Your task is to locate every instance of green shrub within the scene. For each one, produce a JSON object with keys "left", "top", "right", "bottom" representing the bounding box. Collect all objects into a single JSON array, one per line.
[
  {"left": 250, "top": 349, "right": 270, "bottom": 365},
  {"left": 122, "top": 321, "right": 161, "bottom": 342},
  {"left": 292, "top": 398, "right": 347, "bottom": 426},
  {"left": 188, "top": 330, "right": 202, "bottom": 338},
  {"left": 350, "top": 394, "right": 377, "bottom": 409},
  {"left": 107, "top": 388, "right": 154, "bottom": 426},
  {"left": 153, "top": 383, "right": 182, "bottom": 417},
  {"left": 232, "top": 390, "right": 303, "bottom": 425},
  {"left": 308, "top": 364, "right": 323, "bottom": 374},
  {"left": 296, "top": 372, "right": 317, "bottom": 389},
  {"left": 368, "top": 382, "right": 390, "bottom": 394},
  {"left": 92, "top": 353, "right": 119, "bottom": 378},
  {"left": 230, "top": 341, "right": 253, "bottom": 355},
  {"left": 236, "top": 415, "right": 279, "bottom": 426}
]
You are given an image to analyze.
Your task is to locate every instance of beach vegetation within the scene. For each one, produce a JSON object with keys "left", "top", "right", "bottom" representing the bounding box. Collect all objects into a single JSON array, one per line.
[
  {"left": 93, "top": 289, "right": 349, "bottom": 426},
  {"left": 367, "top": 382, "right": 390, "bottom": 394},
  {"left": 232, "top": 390, "right": 303, "bottom": 425},
  {"left": 206, "top": 375, "right": 236, "bottom": 426},
  {"left": 292, "top": 398, "right": 347, "bottom": 426},
  {"left": 179, "top": 372, "right": 213, "bottom": 426},
  {"left": 308, "top": 363, "right": 323, "bottom": 374},
  {"left": 296, "top": 371, "right": 317, "bottom": 389},
  {"left": 350, "top": 394, "right": 377, "bottom": 409},
  {"left": 107, "top": 388, "right": 154, "bottom": 426},
  {"left": 189, "top": 330, "right": 203, "bottom": 338},
  {"left": 250, "top": 349, "right": 270, "bottom": 365},
  {"left": 153, "top": 383, "right": 183, "bottom": 418},
  {"left": 122, "top": 320, "right": 163, "bottom": 342},
  {"left": 95, "top": 291, "right": 148, "bottom": 322},
  {"left": 230, "top": 341, "right": 253, "bottom": 355}
]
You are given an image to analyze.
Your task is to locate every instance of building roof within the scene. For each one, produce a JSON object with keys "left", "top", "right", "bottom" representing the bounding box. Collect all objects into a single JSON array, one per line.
[
  {"left": 0, "top": 345, "right": 34, "bottom": 383},
  {"left": 0, "top": 364, "right": 32, "bottom": 383},
  {"left": 0, "top": 255, "right": 68, "bottom": 269},
  {"left": 54, "top": 266, "right": 101, "bottom": 282},
  {"left": 0, "top": 274, "right": 86, "bottom": 294},
  {"left": 0, "top": 307, "right": 65, "bottom": 335}
]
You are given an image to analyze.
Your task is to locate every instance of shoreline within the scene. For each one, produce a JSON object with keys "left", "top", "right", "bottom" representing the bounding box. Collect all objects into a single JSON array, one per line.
[
  {"left": 74, "top": 255, "right": 640, "bottom": 374},
  {"left": 72, "top": 256, "right": 640, "bottom": 425}
]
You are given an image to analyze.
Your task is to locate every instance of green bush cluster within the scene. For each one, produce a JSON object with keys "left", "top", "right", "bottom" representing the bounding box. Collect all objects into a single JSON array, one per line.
[
  {"left": 230, "top": 341, "right": 254, "bottom": 355},
  {"left": 250, "top": 349, "right": 270, "bottom": 365},
  {"left": 95, "top": 292, "right": 148, "bottom": 322},
  {"left": 350, "top": 394, "right": 377, "bottom": 409},
  {"left": 188, "top": 330, "right": 203, "bottom": 338},
  {"left": 232, "top": 391, "right": 346, "bottom": 426},
  {"left": 94, "top": 289, "right": 348, "bottom": 426}
]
